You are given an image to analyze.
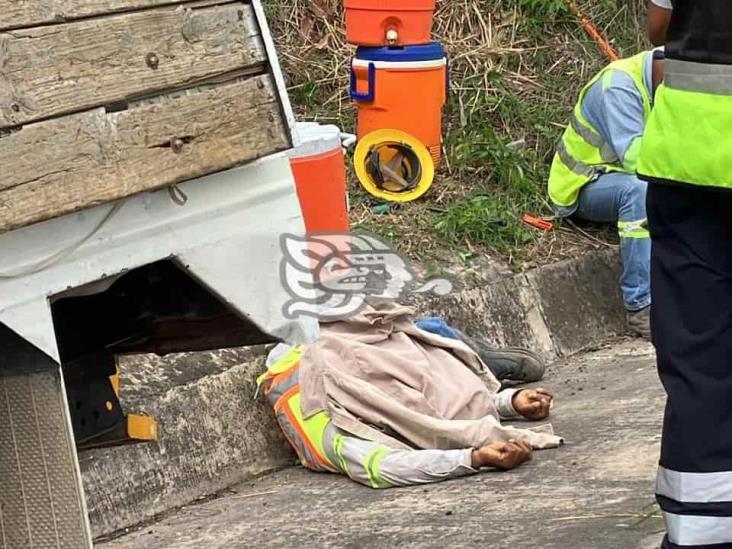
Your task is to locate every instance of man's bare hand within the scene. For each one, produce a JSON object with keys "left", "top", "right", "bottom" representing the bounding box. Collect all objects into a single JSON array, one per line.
[
  {"left": 512, "top": 388, "right": 554, "bottom": 421},
  {"left": 471, "top": 440, "right": 533, "bottom": 470}
]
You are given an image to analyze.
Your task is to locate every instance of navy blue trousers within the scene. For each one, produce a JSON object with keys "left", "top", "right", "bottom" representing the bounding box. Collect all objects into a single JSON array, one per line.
[{"left": 647, "top": 182, "right": 732, "bottom": 549}]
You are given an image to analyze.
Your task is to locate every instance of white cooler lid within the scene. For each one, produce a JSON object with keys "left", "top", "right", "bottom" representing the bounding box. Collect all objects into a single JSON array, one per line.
[{"left": 287, "top": 122, "right": 343, "bottom": 159}]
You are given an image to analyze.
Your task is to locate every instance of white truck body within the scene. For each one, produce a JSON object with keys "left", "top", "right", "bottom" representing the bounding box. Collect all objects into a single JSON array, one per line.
[{"left": 0, "top": 3, "right": 318, "bottom": 547}]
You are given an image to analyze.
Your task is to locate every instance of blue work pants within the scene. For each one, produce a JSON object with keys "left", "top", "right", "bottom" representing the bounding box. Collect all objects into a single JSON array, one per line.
[{"left": 574, "top": 172, "right": 651, "bottom": 312}]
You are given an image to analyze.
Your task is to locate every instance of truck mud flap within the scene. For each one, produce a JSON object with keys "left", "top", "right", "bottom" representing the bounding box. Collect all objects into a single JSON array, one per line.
[{"left": 0, "top": 325, "right": 92, "bottom": 549}]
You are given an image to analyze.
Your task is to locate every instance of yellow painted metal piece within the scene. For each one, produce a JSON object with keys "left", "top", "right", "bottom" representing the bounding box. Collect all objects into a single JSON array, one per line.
[
  {"left": 110, "top": 372, "right": 120, "bottom": 396},
  {"left": 126, "top": 415, "right": 159, "bottom": 442},
  {"left": 354, "top": 129, "right": 435, "bottom": 202},
  {"left": 104, "top": 361, "right": 159, "bottom": 445}
]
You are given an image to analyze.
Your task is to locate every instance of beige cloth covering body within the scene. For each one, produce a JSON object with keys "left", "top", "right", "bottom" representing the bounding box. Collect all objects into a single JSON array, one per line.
[{"left": 299, "top": 303, "right": 563, "bottom": 451}]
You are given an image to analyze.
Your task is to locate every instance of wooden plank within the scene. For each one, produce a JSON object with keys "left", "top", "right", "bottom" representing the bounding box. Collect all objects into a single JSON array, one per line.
[
  {"left": 0, "top": 2, "right": 265, "bottom": 130},
  {"left": 0, "top": 74, "right": 291, "bottom": 233},
  {"left": 0, "top": 1, "right": 213, "bottom": 32}
]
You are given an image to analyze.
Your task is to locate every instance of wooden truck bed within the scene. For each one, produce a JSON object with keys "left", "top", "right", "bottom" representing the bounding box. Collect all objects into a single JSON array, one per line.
[{"left": 0, "top": 0, "right": 292, "bottom": 234}]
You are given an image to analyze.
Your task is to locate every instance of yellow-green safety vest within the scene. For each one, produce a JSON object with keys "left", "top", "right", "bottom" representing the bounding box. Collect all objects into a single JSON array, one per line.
[
  {"left": 548, "top": 52, "right": 652, "bottom": 208},
  {"left": 638, "top": 65, "right": 732, "bottom": 190}
]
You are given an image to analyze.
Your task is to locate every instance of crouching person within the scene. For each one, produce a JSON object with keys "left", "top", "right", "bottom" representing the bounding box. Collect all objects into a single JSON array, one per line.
[
  {"left": 258, "top": 303, "right": 562, "bottom": 488},
  {"left": 547, "top": 48, "right": 666, "bottom": 339}
]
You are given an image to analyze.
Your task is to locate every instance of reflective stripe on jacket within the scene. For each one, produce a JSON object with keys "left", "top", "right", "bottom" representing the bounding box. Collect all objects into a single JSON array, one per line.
[{"left": 548, "top": 52, "right": 651, "bottom": 207}]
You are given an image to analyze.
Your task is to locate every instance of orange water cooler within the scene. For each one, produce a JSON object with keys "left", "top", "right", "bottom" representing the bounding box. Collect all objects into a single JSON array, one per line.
[
  {"left": 288, "top": 123, "right": 351, "bottom": 287},
  {"left": 351, "top": 42, "right": 447, "bottom": 167},
  {"left": 344, "top": 0, "right": 437, "bottom": 47},
  {"left": 344, "top": 2, "right": 447, "bottom": 203},
  {"left": 349, "top": 42, "right": 448, "bottom": 202}
]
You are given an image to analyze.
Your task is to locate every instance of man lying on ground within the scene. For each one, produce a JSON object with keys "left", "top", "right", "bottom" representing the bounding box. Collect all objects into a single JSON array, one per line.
[{"left": 259, "top": 303, "right": 562, "bottom": 489}]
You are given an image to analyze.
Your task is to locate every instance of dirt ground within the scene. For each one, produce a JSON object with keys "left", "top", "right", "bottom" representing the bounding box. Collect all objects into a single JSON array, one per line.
[{"left": 103, "top": 339, "right": 667, "bottom": 549}]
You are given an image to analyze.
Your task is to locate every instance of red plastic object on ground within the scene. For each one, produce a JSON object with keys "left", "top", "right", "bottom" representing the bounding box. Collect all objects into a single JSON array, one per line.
[
  {"left": 344, "top": 0, "right": 437, "bottom": 47},
  {"left": 288, "top": 123, "right": 350, "bottom": 233},
  {"left": 521, "top": 214, "right": 554, "bottom": 232},
  {"left": 351, "top": 42, "right": 447, "bottom": 166}
]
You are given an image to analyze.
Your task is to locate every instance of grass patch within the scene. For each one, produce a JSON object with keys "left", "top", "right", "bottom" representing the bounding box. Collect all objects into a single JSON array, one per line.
[{"left": 435, "top": 195, "right": 534, "bottom": 256}]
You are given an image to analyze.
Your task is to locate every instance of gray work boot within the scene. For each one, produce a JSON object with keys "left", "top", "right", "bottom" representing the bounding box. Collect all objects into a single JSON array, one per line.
[
  {"left": 628, "top": 306, "right": 651, "bottom": 339},
  {"left": 457, "top": 332, "right": 546, "bottom": 383}
]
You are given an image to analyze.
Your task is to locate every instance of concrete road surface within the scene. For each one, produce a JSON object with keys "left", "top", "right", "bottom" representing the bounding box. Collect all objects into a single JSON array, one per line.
[{"left": 102, "top": 339, "right": 667, "bottom": 549}]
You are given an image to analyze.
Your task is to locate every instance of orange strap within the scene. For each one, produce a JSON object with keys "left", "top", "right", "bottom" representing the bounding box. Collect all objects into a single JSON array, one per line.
[
  {"left": 264, "top": 364, "right": 300, "bottom": 397},
  {"left": 562, "top": 0, "right": 619, "bottom": 62}
]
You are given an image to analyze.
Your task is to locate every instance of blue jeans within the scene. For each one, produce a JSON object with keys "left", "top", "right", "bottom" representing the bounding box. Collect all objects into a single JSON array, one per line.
[{"left": 574, "top": 172, "right": 651, "bottom": 312}]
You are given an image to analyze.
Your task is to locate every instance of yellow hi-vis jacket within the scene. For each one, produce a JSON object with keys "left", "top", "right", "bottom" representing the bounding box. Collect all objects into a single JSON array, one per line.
[{"left": 548, "top": 52, "right": 652, "bottom": 208}]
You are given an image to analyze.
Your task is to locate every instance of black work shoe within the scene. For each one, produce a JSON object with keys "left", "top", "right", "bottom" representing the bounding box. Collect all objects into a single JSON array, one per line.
[
  {"left": 456, "top": 331, "right": 546, "bottom": 383},
  {"left": 628, "top": 306, "right": 651, "bottom": 340}
]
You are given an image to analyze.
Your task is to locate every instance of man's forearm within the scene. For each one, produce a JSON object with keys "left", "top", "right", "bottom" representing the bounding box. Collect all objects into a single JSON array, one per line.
[
  {"left": 324, "top": 424, "right": 477, "bottom": 489},
  {"left": 495, "top": 388, "right": 522, "bottom": 419}
]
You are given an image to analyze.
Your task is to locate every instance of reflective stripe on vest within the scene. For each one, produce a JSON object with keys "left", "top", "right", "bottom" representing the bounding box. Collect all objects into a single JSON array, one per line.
[
  {"left": 665, "top": 58, "right": 732, "bottom": 95},
  {"left": 569, "top": 112, "right": 618, "bottom": 163},
  {"left": 259, "top": 349, "right": 338, "bottom": 473},
  {"left": 549, "top": 52, "right": 651, "bottom": 207}
]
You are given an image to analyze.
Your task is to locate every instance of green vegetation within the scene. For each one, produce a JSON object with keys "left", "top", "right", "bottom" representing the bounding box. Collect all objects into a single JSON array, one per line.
[
  {"left": 435, "top": 195, "right": 534, "bottom": 255},
  {"left": 519, "top": 0, "right": 568, "bottom": 14}
]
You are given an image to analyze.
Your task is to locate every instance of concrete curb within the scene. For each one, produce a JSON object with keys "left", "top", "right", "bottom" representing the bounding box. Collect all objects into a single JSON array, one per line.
[
  {"left": 80, "top": 348, "right": 294, "bottom": 538},
  {"left": 82, "top": 249, "right": 624, "bottom": 538},
  {"left": 416, "top": 249, "right": 625, "bottom": 364}
]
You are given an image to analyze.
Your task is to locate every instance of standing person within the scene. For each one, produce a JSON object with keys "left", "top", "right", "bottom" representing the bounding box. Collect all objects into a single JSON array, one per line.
[
  {"left": 647, "top": 0, "right": 672, "bottom": 46},
  {"left": 548, "top": 49, "right": 666, "bottom": 338},
  {"left": 638, "top": 1, "right": 732, "bottom": 547}
]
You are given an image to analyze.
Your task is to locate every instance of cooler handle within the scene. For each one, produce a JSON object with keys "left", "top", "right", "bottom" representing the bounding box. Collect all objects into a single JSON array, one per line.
[{"left": 350, "top": 62, "right": 376, "bottom": 102}]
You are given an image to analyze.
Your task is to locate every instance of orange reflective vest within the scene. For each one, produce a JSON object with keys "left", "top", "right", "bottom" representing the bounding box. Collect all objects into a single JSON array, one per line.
[{"left": 258, "top": 349, "right": 338, "bottom": 473}]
